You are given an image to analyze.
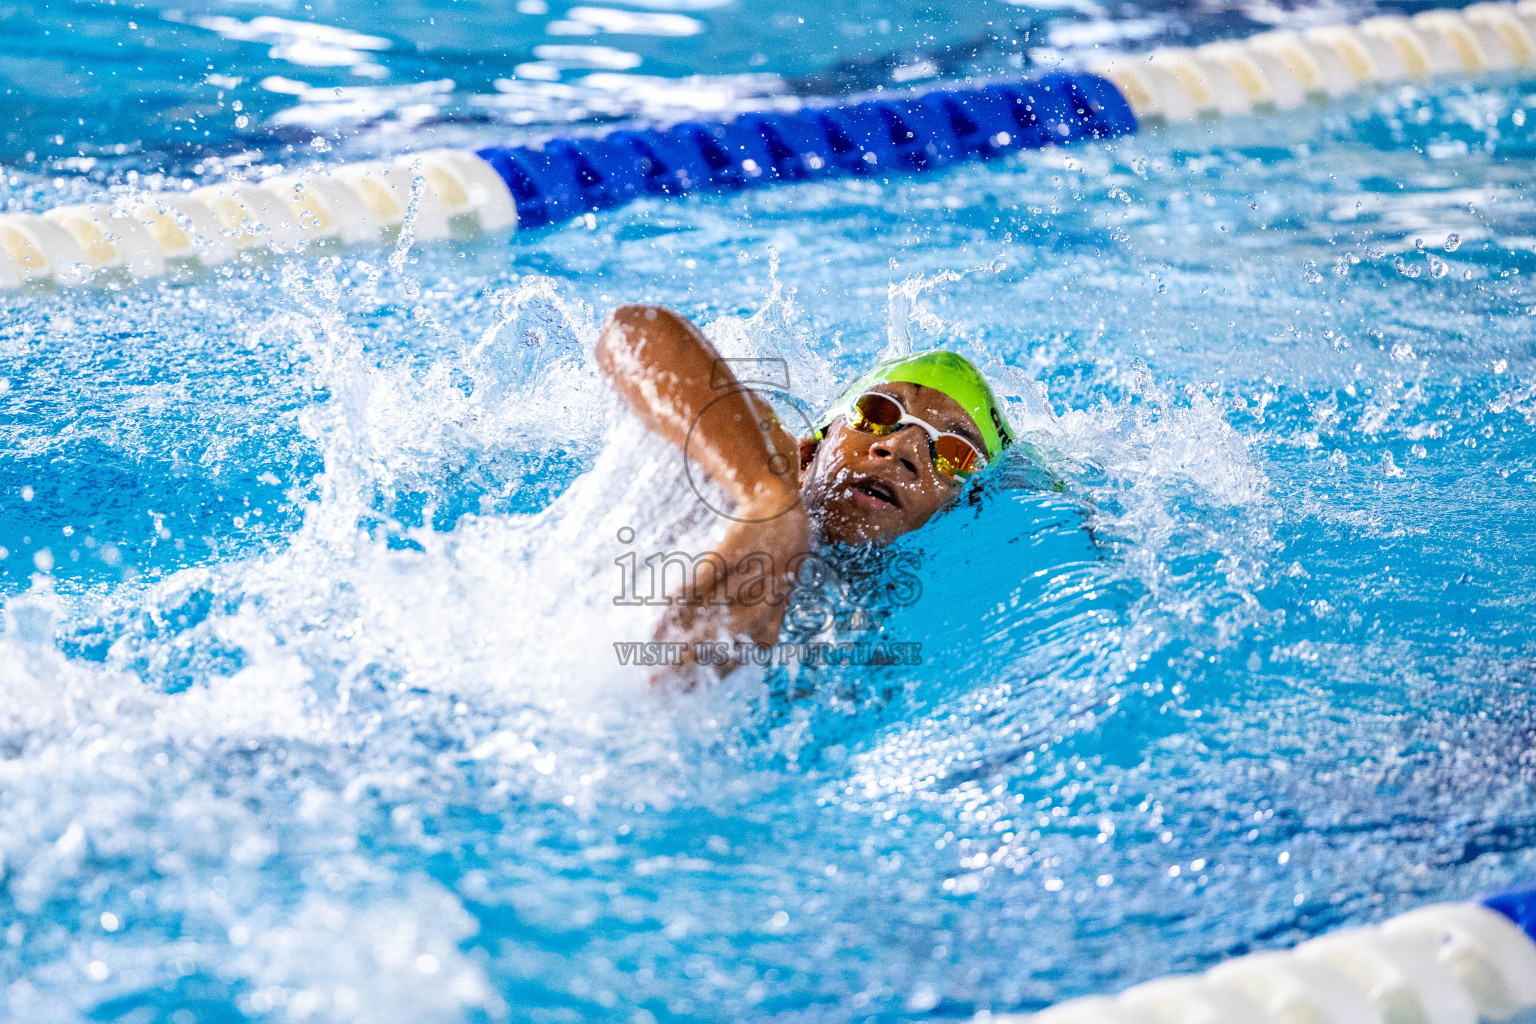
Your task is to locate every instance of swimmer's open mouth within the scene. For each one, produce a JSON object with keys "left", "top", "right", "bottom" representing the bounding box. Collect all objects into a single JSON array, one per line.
[{"left": 854, "top": 477, "right": 901, "bottom": 508}]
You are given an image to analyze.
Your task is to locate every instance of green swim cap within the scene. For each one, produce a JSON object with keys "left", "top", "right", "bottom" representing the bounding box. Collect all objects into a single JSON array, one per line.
[{"left": 814, "top": 349, "right": 1015, "bottom": 461}]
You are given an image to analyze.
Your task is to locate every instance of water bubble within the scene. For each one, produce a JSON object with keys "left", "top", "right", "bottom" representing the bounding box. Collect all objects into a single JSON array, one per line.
[
  {"left": 1427, "top": 254, "right": 1448, "bottom": 278},
  {"left": 1393, "top": 256, "right": 1420, "bottom": 278},
  {"left": 905, "top": 986, "right": 940, "bottom": 1012},
  {"left": 1445, "top": 233, "right": 1461, "bottom": 251}
]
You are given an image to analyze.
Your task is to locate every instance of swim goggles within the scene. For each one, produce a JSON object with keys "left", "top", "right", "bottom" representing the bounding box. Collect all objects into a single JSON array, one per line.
[{"left": 840, "top": 391, "right": 986, "bottom": 483}]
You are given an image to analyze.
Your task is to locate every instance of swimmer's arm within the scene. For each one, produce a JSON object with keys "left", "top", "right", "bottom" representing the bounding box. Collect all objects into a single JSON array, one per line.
[
  {"left": 597, "top": 304, "right": 810, "bottom": 676},
  {"left": 596, "top": 304, "right": 800, "bottom": 515}
]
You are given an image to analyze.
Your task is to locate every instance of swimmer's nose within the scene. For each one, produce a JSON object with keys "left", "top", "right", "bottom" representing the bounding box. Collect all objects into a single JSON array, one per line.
[{"left": 870, "top": 427, "right": 925, "bottom": 477}]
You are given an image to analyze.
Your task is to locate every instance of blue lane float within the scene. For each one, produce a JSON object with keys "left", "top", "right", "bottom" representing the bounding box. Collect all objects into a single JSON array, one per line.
[
  {"left": 1485, "top": 881, "right": 1536, "bottom": 945},
  {"left": 473, "top": 70, "right": 1138, "bottom": 228}
]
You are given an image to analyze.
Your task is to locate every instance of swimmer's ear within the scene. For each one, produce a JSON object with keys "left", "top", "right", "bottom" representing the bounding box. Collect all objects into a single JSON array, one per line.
[{"left": 799, "top": 434, "right": 821, "bottom": 472}]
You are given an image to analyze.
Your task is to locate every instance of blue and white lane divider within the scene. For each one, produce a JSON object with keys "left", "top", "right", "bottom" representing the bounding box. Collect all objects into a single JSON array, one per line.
[
  {"left": 0, "top": 71, "right": 1130, "bottom": 287},
  {"left": 1005, "top": 886, "right": 1536, "bottom": 1024},
  {"left": 6, "top": 0, "right": 1536, "bottom": 288}
]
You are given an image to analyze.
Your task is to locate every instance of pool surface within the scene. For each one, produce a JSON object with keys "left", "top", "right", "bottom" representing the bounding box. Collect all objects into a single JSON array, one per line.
[{"left": 5, "top": 1, "right": 1536, "bottom": 1022}]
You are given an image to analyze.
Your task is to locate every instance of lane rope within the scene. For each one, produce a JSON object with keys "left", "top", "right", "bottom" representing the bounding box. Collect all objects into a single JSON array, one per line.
[
  {"left": 1002, "top": 888, "right": 1536, "bottom": 1024},
  {"left": 1, "top": 1, "right": 1532, "bottom": 288}
]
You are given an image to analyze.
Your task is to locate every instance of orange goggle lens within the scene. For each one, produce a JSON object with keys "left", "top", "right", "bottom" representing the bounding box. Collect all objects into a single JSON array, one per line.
[
  {"left": 933, "top": 435, "right": 979, "bottom": 478},
  {"left": 851, "top": 393, "right": 903, "bottom": 434},
  {"left": 849, "top": 393, "right": 983, "bottom": 482}
]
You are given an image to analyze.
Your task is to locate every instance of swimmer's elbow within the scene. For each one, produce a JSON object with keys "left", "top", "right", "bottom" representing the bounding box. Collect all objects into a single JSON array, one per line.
[
  {"left": 600, "top": 304, "right": 657, "bottom": 354},
  {"left": 603, "top": 303, "right": 673, "bottom": 334},
  {"left": 609, "top": 302, "right": 654, "bottom": 320},
  {"left": 598, "top": 304, "right": 687, "bottom": 378}
]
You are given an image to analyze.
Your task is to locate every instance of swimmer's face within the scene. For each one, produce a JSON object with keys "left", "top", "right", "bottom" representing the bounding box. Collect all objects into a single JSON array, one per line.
[{"left": 800, "top": 381, "right": 984, "bottom": 546}]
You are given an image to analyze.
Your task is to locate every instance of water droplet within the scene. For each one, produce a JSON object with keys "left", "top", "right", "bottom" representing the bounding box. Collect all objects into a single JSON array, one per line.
[
  {"left": 906, "top": 985, "right": 940, "bottom": 1012},
  {"left": 1445, "top": 233, "right": 1461, "bottom": 251},
  {"left": 1427, "top": 254, "right": 1448, "bottom": 278}
]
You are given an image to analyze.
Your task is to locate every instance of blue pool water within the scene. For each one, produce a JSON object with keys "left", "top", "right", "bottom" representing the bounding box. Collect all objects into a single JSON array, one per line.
[{"left": 7, "top": 1, "right": 1536, "bottom": 1022}]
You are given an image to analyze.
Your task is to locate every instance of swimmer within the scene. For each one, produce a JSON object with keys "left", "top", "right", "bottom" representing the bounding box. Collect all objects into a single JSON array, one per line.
[{"left": 597, "top": 303, "right": 1014, "bottom": 680}]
